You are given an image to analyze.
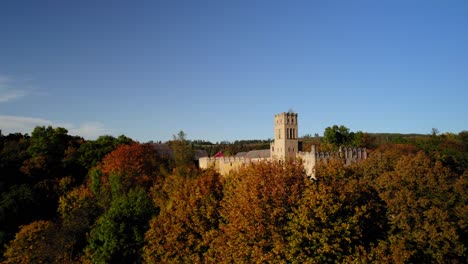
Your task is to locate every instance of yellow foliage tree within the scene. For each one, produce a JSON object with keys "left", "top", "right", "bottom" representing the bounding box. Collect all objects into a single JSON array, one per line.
[
  {"left": 3, "top": 220, "right": 57, "bottom": 263},
  {"left": 210, "top": 161, "right": 307, "bottom": 263}
]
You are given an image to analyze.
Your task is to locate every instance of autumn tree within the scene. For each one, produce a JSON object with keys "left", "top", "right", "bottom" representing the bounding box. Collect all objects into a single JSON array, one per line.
[
  {"left": 210, "top": 161, "right": 307, "bottom": 262},
  {"left": 143, "top": 169, "right": 224, "bottom": 263},
  {"left": 5, "top": 182, "right": 101, "bottom": 263},
  {"left": 82, "top": 143, "right": 163, "bottom": 262},
  {"left": 352, "top": 131, "right": 376, "bottom": 149},
  {"left": 286, "top": 159, "right": 389, "bottom": 262},
  {"left": 373, "top": 152, "right": 466, "bottom": 263},
  {"left": 3, "top": 220, "right": 58, "bottom": 263},
  {"left": 356, "top": 143, "right": 419, "bottom": 183},
  {"left": 77, "top": 135, "right": 133, "bottom": 169},
  {"left": 98, "top": 143, "right": 164, "bottom": 193},
  {"left": 56, "top": 185, "right": 101, "bottom": 262}
]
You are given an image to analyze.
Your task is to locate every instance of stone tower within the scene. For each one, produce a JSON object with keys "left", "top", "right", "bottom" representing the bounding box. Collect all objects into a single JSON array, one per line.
[{"left": 270, "top": 112, "right": 299, "bottom": 161}]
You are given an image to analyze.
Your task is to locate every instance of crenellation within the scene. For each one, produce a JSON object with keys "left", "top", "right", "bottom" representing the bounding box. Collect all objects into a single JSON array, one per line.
[{"left": 199, "top": 112, "right": 367, "bottom": 179}]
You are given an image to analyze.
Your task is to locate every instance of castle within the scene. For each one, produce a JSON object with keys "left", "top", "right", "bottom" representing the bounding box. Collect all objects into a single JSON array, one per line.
[{"left": 199, "top": 112, "right": 367, "bottom": 178}]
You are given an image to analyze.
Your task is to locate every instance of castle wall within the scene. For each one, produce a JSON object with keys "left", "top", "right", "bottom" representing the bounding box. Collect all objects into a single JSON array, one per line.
[
  {"left": 338, "top": 147, "right": 367, "bottom": 165},
  {"left": 199, "top": 156, "right": 269, "bottom": 176},
  {"left": 313, "top": 147, "right": 368, "bottom": 166},
  {"left": 297, "top": 148, "right": 316, "bottom": 179},
  {"left": 199, "top": 112, "right": 367, "bottom": 179}
]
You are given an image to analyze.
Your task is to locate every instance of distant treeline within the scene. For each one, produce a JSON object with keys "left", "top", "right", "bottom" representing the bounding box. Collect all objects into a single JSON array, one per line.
[{"left": 192, "top": 126, "right": 462, "bottom": 157}]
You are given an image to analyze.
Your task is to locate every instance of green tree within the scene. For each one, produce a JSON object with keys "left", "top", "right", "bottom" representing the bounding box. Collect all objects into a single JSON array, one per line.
[
  {"left": 171, "top": 130, "right": 195, "bottom": 177},
  {"left": 27, "top": 126, "right": 70, "bottom": 158},
  {"left": 84, "top": 188, "right": 156, "bottom": 263},
  {"left": 20, "top": 126, "right": 86, "bottom": 185},
  {"left": 0, "top": 185, "right": 37, "bottom": 248},
  {"left": 77, "top": 135, "right": 133, "bottom": 169},
  {"left": 323, "top": 125, "right": 353, "bottom": 148},
  {"left": 0, "top": 133, "right": 30, "bottom": 191}
]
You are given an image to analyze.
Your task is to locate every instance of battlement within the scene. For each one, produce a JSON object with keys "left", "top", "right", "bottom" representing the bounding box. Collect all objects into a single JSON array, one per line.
[
  {"left": 315, "top": 147, "right": 367, "bottom": 164},
  {"left": 199, "top": 156, "right": 267, "bottom": 176},
  {"left": 198, "top": 112, "right": 368, "bottom": 179},
  {"left": 200, "top": 156, "right": 252, "bottom": 164},
  {"left": 338, "top": 147, "right": 367, "bottom": 164},
  {"left": 297, "top": 146, "right": 367, "bottom": 179}
]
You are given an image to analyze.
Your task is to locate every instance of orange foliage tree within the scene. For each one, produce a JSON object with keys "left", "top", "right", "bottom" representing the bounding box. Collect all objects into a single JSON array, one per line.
[
  {"left": 98, "top": 143, "right": 163, "bottom": 192},
  {"left": 143, "top": 169, "right": 223, "bottom": 263},
  {"left": 3, "top": 220, "right": 57, "bottom": 263},
  {"left": 210, "top": 161, "right": 307, "bottom": 262}
]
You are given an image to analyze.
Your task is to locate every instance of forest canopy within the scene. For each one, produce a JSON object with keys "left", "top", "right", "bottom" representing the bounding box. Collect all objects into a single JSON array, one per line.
[{"left": 0, "top": 126, "right": 466, "bottom": 263}]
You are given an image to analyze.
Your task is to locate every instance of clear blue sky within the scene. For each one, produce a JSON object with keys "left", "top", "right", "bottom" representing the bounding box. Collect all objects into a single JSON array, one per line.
[{"left": 1, "top": 0, "right": 467, "bottom": 142}]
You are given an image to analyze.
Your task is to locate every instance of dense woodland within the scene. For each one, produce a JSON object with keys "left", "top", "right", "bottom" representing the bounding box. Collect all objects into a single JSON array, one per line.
[{"left": 0, "top": 126, "right": 466, "bottom": 263}]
